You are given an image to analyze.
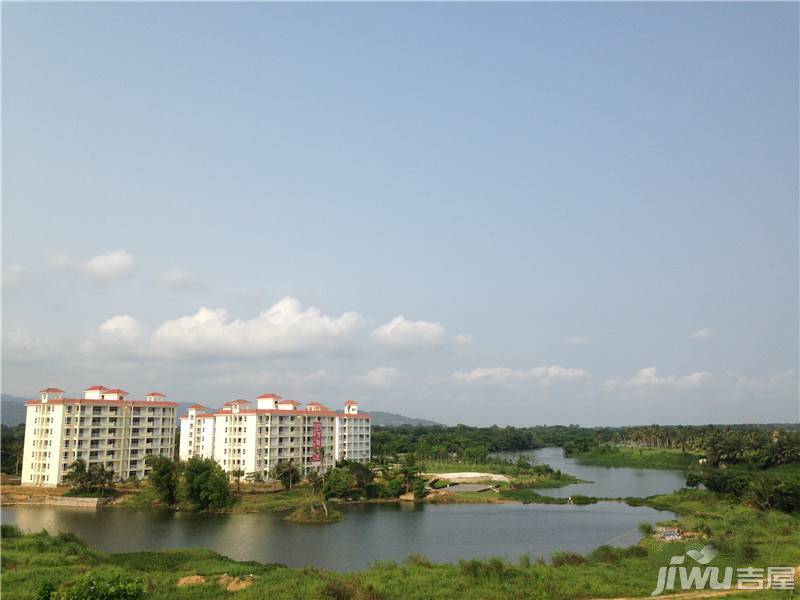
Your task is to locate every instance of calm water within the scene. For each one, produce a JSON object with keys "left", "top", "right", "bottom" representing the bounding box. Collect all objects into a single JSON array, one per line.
[
  {"left": 1, "top": 501, "right": 673, "bottom": 570},
  {"left": 2, "top": 447, "right": 683, "bottom": 570},
  {"left": 526, "top": 447, "right": 687, "bottom": 498}
]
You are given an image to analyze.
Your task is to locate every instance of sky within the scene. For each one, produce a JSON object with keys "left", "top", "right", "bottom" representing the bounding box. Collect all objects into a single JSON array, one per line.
[{"left": 2, "top": 2, "right": 798, "bottom": 426}]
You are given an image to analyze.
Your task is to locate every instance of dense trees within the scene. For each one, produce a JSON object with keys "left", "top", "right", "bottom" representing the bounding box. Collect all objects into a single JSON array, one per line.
[
  {"left": 1, "top": 424, "right": 25, "bottom": 475},
  {"left": 144, "top": 454, "right": 179, "bottom": 504},
  {"left": 180, "top": 457, "right": 233, "bottom": 509},
  {"left": 62, "top": 459, "right": 115, "bottom": 496}
]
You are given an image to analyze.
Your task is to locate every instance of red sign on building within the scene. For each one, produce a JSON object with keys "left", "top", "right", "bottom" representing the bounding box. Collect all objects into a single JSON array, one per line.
[{"left": 312, "top": 421, "right": 323, "bottom": 463}]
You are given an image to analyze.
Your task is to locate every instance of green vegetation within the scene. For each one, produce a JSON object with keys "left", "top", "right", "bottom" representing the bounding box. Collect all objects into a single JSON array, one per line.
[
  {"left": 285, "top": 502, "right": 344, "bottom": 523},
  {"left": 144, "top": 455, "right": 179, "bottom": 504},
  {"left": 566, "top": 446, "right": 699, "bottom": 470},
  {"left": 179, "top": 457, "right": 233, "bottom": 510},
  {"left": 62, "top": 459, "right": 116, "bottom": 498},
  {"left": 1, "top": 424, "right": 25, "bottom": 475},
  {"left": 4, "top": 487, "right": 798, "bottom": 600}
]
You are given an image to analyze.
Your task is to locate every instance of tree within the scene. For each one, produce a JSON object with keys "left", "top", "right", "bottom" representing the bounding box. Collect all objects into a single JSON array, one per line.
[
  {"left": 145, "top": 455, "right": 178, "bottom": 504},
  {"left": 63, "top": 459, "right": 91, "bottom": 492},
  {"left": 323, "top": 468, "right": 360, "bottom": 499},
  {"left": 88, "top": 463, "right": 114, "bottom": 495},
  {"left": 230, "top": 468, "right": 245, "bottom": 493},
  {"left": 397, "top": 454, "right": 421, "bottom": 493},
  {"left": 306, "top": 471, "right": 323, "bottom": 494},
  {"left": 180, "top": 457, "right": 233, "bottom": 509},
  {"left": 271, "top": 461, "right": 301, "bottom": 491}
]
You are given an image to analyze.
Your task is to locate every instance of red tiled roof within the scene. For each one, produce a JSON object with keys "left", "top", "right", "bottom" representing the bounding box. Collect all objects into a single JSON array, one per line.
[
  {"left": 277, "top": 399, "right": 300, "bottom": 405},
  {"left": 26, "top": 398, "right": 177, "bottom": 408},
  {"left": 146, "top": 392, "right": 165, "bottom": 397},
  {"left": 257, "top": 393, "right": 281, "bottom": 399},
  {"left": 344, "top": 400, "right": 358, "bottom": 405},
  {"left": 188, "top": 404, "right": 207, "bottom": 410},
  {"left": 84, "top": 385, "right": 109, "bottom": 391},
  {"left": 106, "top": 388, "right": 129, "bottom": 395},
  {"left": 39, "top": 387, "right": 64, "bottom": 393},
  {"left": 223, "top": 399, "right": 251, "bottom": 406}
]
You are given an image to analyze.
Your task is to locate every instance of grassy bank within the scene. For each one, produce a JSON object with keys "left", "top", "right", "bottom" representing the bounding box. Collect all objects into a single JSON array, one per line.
[
  {"left": 3, "top": 488, "right": 797, "bottom": 600},
  {"left": 568, "top": 447, "right": 699, "bottom": 470}
]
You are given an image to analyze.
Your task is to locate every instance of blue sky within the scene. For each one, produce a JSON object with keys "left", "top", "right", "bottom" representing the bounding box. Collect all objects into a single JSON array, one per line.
[{"left": 3, "top": 2, "right": 797, "bottom": 425}]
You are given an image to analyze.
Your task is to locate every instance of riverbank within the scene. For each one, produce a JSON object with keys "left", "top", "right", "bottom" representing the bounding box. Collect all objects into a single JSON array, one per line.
[
  {"left": 567, "top": 447, "right": 700, "bottom": 470},
  {"left": 2, "top": 489, "right": 797, "bottom": 600}
]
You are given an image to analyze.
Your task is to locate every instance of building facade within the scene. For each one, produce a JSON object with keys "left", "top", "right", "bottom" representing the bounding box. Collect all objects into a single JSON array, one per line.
[
  {"left": 179, "top": 394, "right": 370, "bottom": 479},
  {"left": 22, "top": 386, "right": 177, "bottom": 486}
]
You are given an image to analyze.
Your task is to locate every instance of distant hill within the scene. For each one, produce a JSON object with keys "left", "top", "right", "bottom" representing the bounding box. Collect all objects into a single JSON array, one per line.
[
  {"left": 369, "top": 411, "right": 442, "bottom": 427},
  {"left": 1, "top": 395, "right": 28, "bottom": 426}
]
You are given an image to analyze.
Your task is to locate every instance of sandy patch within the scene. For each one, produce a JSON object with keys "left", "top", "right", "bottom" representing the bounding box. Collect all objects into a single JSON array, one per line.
[
  {"left": 217, "top": 574, "right": 255, "bottom": 592},
  {"left": 429, "top": 472, "right": 509, "bottom": 483},
  {"left": 176, "top": 575, "right": 206, "bottom": 587}
]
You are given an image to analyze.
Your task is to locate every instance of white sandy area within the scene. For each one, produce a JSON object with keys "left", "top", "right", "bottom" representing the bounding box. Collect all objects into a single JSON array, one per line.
[{"left": 428, "top": 472, "right": 509, "bottom": 483}]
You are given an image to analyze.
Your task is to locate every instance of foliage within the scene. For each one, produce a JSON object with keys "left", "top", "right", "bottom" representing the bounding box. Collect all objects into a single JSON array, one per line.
[
  {"left": 271, "top": 461, "right": 302, "bottom": 491},
  {"left": 48, "top": 571, "right": 145, "bottom": 600},
  {"left": 144, "top": 455, "right": 179, "bottom": 504},
  {"left": 62, "top": 459, "right": 115, "bottom": 495},
  {"left": 180, "top": 457, "right": 233, "bottom": 509},
  {"left": 1, "top": 423, "right": 25, "bottom": 474}
]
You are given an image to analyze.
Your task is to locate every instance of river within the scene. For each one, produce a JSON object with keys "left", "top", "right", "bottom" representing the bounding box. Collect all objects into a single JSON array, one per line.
[{"left": 1, "top": 447, "right": 684, "bottom": 570}]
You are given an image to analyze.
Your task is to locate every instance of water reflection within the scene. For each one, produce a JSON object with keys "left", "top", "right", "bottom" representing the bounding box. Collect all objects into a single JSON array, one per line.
[{"left": 2, "top": 500, "right": 675, "bottom": 571}]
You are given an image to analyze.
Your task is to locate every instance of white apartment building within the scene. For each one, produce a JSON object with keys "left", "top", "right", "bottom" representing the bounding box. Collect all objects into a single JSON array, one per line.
[
  {"left": 179, "top": 393, "right": 370, "bottom": 479},
  {"left": 22, "top": 386, "right": 177, "bottom": 486}
]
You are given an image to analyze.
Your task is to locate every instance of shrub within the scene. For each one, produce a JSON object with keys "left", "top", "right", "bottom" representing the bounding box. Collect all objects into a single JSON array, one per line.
[
  {"left": 404, "top": 553, "right": 432, "bottom": 567},
  {"left": 551, "top": 551, "right": 588, "bottom": 567},
  {"left": 637, "top": 522, "right": 654, "bottom": 536},
  {"left": 52, "top": 571, "right": 144, "bottom": 600},
  {"left": 1, "top": 524, "right": 23, "bottom": 538}
]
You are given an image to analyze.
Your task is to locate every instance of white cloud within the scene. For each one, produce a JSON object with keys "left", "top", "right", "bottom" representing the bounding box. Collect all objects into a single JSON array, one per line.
[
  {"left": 158, "top": 268, "right": 206, "bottom": 290},
  {"left": 150, "top": 296, "right": 364, "bottom": 358},
  {"left": 603, "top": 367, "right": 713, "bottom": 391},
  {"left": 81, "top": 250, "right": 135, "bottom": 282},
  {"left": 371, "top": 316, "right": 447, "bottom": 350},
  {"left": 690, "top": 328, "right": 713, "bottom": 340},
  {"left": 2, "top": 326, "right": 47, "bottom": 362},
  {"left": 454, "top": 333, "right": 473, "bottom": 345},
  {"left": 566, "top": 335, "right": 592, "bottom": 345},
  {"left": 99, "top": 315, "right": 144, "bottom": 342},
  {"left": 2, "top": 265, "right": 24, "bottom": 287},
  {"left": 452, "top": 365, "right": 589, "bottom": 387},
  {"left": 356, "top": 366, "right": 402, "bottom": 387}
]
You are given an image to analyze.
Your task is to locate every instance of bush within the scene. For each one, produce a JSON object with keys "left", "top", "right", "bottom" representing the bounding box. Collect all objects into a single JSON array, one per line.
[
  {"left": 52, "top": 571, "right": 144, "bottom": 600},
  {"left": 1, "top": 524, "right": 23, "bottom": 538},
  {"left": 404, "top": 553, "right": 432, "bottom": 567},
  {"left": 551, "top": 551, "right": 588, "bottom": 567},
  {"left": 637, "top": 522, "right": 654, "bottom": 536}
]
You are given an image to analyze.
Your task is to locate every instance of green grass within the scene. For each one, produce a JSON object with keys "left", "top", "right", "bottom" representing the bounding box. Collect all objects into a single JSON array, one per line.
[
  {"left": 285, "top": 502, "right": 344, "bottom": 523},
  {"left": 570, "top": 447, "right": 700, "bottom": 470},
  {"left": 3, "top": 493, "right": 798, "bottom": 600},
  {"left": 114, "top": 484, "right": 316, "bottom": 513}
]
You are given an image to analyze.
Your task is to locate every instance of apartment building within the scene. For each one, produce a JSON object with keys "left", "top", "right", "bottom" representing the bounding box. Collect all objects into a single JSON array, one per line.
[
  {"left": 21, "top": 386, "right": 177, "bottom": 486},
  {"left": 179, "top": 393, "right": 370, "bottom": 479}
]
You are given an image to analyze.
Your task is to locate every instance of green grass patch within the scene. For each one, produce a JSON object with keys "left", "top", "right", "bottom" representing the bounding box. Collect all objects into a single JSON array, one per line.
[{"left": 570, "top": 447, "right": 699, "bottom": 470}]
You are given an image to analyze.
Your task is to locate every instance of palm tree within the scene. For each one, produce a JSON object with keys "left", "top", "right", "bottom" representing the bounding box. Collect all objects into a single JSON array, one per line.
[
  {"left": 63, "top": 459, "right": 90, "bottom": 492},
  {"left": 231, "top": 469, "right": 245, "bottom": 492}
]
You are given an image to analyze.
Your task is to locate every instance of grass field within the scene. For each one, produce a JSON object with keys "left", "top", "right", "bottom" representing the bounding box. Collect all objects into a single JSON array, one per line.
[
  {"left": 570, "top": 447, "right": 700, "bottom": 470},
  {"left": 3, "top": 489, "right": 797, "bottom": 600}
]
